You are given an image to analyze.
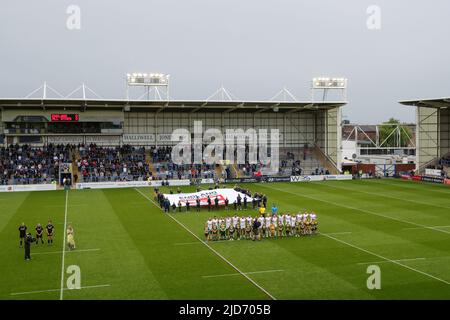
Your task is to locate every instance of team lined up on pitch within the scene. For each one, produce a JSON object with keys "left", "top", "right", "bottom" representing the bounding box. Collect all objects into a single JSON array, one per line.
[{"left": 204, "top": 212, "right": 318, "bottom": 241}]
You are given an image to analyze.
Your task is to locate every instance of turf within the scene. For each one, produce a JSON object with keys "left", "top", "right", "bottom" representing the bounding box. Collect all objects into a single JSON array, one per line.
[{"left": 0, "top": 178, "right": 449, "bottom": 300}]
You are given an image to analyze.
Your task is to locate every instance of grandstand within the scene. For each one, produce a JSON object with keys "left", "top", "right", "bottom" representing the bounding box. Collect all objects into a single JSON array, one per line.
[
  {"left": 0, "top": 93, "right": 346, "bottom": 185},
  {"left": 400, "top": 98, "right": 450, "bottom": 176}
]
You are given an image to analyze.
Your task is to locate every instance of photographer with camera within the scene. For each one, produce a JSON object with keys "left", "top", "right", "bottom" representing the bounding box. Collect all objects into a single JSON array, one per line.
[{"left": 24, "top": 232, "right": 36, "bottom": 260}]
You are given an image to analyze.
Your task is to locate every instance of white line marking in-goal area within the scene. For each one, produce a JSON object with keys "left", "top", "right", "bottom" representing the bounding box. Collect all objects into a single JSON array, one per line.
[
  {"left": 10, "top": 284, "right": 111, "bottom": 296},
  {"left": 59, "top": 190, "right": 69, "bottom": 300},
  {"left": 33, "top": 248, "right": 101, "bottom": 256},
  {"left": 202, "top": 269, "right": 284, "bottom": 279},
  {"left": 134, "top": 188, "right": 277, "bottom": 300},
  {"left": 320, "top": 233, "right": 450, "bottom": 285}
]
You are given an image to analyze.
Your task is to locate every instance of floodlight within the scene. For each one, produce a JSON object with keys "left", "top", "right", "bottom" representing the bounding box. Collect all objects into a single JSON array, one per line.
[{"left": 312, "top": 77, "right": 347, "bottom": 89}]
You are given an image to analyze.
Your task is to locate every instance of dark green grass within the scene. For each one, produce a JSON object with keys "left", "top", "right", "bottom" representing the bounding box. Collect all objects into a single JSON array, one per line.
[{"left": 0, "top": 179, "right": 449, "bottom": 300}]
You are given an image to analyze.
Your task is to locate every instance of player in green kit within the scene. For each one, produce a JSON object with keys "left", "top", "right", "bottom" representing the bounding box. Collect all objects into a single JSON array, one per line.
[{"left": 219, "top": 221, "right": 227, "bottom": 240}]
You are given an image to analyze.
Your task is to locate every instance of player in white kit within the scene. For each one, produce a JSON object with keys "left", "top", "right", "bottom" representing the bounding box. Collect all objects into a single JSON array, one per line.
[
  {"left": 206, "top": 218, "right": 213, "bottom": 241},
  {"left": 239, "top": 216, "right": 246, "bottom": 239},
  {"left": 232, "top": 215, "right": 239, "bottom": 228},
  {"left": 264, "top": 215, "right": 271, "bottom": 238},
  {"left": 286, "top": 214, "right": 292, "bottom": 236},
  {"left": 291, "top": 214, "right": 297, "bottom": 236},
  {"left": 225, "top": 217, "right": 231, "bottom": 237}
]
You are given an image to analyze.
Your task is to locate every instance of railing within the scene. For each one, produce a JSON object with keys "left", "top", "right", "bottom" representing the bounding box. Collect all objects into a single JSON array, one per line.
[{"left": 313, "top": 145, "right": 340, "bottom": 174}]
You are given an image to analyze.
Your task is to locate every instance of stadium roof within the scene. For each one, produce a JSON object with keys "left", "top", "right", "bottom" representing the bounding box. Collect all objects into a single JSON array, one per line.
[
  {"left": 0, "top": 98, "right": 346, "bottom": 113},
  {"left": 400, "top": 97, "right": 450, "bottom": 109}
]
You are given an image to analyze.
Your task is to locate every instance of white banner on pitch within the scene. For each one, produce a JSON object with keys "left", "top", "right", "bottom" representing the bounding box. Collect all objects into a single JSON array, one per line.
[{"left": 164, "top": 188, "right": 253, "bottom": 207}]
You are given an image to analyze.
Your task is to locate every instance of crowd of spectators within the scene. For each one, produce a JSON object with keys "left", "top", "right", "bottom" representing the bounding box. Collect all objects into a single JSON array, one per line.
[
  {"left": 0, "top": 144, "right": 72, "bottom": 185},
  {"left": 0, "top": 143, "right": 337, "bottom": 185},
  {"left": 77, "top": 144, "right": 149, "bottom": 182}
]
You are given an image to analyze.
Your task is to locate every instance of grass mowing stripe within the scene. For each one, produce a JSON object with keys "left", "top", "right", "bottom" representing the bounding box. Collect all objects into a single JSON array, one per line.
[
  {"left": 403, "top": 226, "right": 450, "bottom": 231},
  {"left": 260, "top": 184, "right": 450, "bottom": 235},
  {"left": 202, "top": 269, "right": 284, "bottom": 278},
  {"left": 373, "top": 179, "right": 450, "bottom": 194},
  {"left": 356, "top": 258, "right": 426, "bottom": 265},
  {"left": 134, "top": 188, "right": 276, "bottom": 300},
  {"left": 321, "top": 233, "right": 450, "bottom": 285},
  {"left": 11, "top": 284, "right": 111, "bottom": 296},
  {"left": 33, "top": 248, "right": 101, "bottom": 255},
  {"left": 59, "top": 190, "right": 69, "bottom": 301},
  {"left": 320, "top": 182, "right": 450, "bottom": 210}
]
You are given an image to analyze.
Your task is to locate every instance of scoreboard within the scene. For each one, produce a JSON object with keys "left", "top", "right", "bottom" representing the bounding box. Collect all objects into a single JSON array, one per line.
[{"left": 50, "top": 114, "right": 79, "bottom": 122}]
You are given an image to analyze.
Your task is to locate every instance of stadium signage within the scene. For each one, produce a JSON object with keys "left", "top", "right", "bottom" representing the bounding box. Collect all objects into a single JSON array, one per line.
[
  {"left": 264, "top": 176, "right": 291, "bottom": 182},
  {"left": 164, "top": 188, "right": 253, "bottom": 206},
  {"left": 425, "top": 169, "right": 442, "bottom": 177},
  {"left": 324, "top": 175, "right": 353, "bottom": 181},
  {"left": 290, "top": 176, "right": 312, "bottom": 182},
  {"left": 47, "top": 136, "right": 84, "bottom": 144},
  {"left": 150, "top": 179, "right": 191, "bottom": 187},
  {"left": 200, "top": 178, "right": 215, "bottom": 184},
  {"left": 421, "top": 176, "right": 444, "bottom": 184},
  {"left": 225, "top": 177, "right": 261, "bottom": 184},
  {"left": 0, "top": 184, "right": 57, "bottom": 192},
  {"left": 76, "top": 179, "right": 190, "bottom": 190},
  {"left": 157, "top": 134, "right": 173, "bottom": 142},
  {"left": 0, "top": 185, "right": 13, "bottom": 192},
  {"left": 85, "top": 135, "right": 121, "bottom": 145},
  {"left": 51, "top": 113, "right": 79, "bottom": 122},
  {"left": 290, "top": 175, "right": 324, "bottom": 182},
  {"left": 122, "top": 134, "right": 156, "bottom": 143}
]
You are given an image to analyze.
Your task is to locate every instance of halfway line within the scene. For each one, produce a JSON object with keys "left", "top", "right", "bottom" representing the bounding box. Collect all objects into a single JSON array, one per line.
[{"left": 59, "top": 190, "right": 69, "bottom": 300}]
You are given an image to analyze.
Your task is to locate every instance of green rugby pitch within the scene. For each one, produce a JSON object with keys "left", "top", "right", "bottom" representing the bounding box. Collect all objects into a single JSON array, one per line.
[{"left": 0, "top": 178, "right": 449, "bottom": 300}]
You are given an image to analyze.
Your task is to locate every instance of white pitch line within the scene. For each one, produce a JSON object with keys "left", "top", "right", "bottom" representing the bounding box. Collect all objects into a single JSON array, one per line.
[
  {"left": 59, "top": 190, "right": 69, "bottom": 300},
  {"left": 321, "top": 233, "right": 450, "bottom": 285},
  {"left": 174, "top": 241, "right": 203, "bottom": 246},
  {"left": 356, "top": 257, "right": 426, "bottom": 265},
  {"left": 33, "top": 248, "right": 101, "bottom": 256},
  {"left": 262, "top": 185, "right": 450, "bottom": 235},
  {"left": 202, "top": 269, "right": 284, "bottom": 279},
  {"left": 45, "top": 204, "right": 87, "bottom": 208},
  {"left": 10, "top": 284, "right": 111, "bottom": 296},
  {"left": 403, "top": 226, "right": 450, "bottom": 231},
  {"left": 134, "top": 188, "right": 277, "bottom": 300},
  {"left": 174, "top": 239, "right": 232, "bottom": 245},
  {"left": 322, "top": 232, "right": 353, "bottom": 236}
]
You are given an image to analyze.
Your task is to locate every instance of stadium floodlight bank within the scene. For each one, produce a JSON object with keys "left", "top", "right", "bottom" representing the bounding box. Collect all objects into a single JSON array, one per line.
[{"left": 126, "top": 72, "right": 170, "bottom": 101}]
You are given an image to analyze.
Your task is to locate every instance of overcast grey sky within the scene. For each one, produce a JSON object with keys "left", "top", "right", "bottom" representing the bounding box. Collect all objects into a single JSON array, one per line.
[{"left": 1, "top": 0, "right": 449, "bottom": 123}]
